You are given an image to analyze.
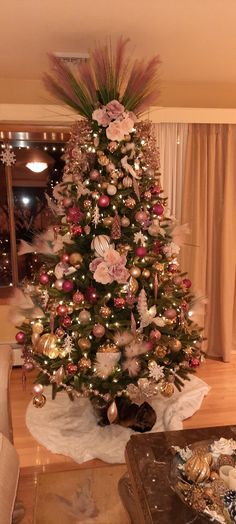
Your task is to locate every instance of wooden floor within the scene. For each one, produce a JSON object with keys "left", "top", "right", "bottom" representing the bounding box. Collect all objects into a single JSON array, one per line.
[{"left": 11, "top": 356, "right": 236, "bottom": 523}]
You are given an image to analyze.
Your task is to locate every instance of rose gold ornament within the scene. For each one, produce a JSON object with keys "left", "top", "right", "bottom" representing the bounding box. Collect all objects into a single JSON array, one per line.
[
  {"left": 93, "top": 324, "right": 105, "bottom": 338},
  {"left": 144, "top": 190, "right": 152, "bottom": 200},
  {"left": 125, "top": 197, "right": 136, "bottom": 209},
  {"left": 78, "top": 309, "right": 91, "bottom": 324},
  {"left": 55, "top": 328, "right": 65, "bottom": 338},
  {"left": 107, "top": 184, "right": 117, "bottom": 196},
  {"left": 135, "top": 210, "right": 148, "bottom": 223},
  {"left": 123, "top": 176, "right": 133, "bottom": 188},
  {"left": 57, "top": 304, "right": 68, "bottom": 316},
  {"left": 32, "top": 383, "right": 44, "bottom": 395},
  {"left": 98, "top": 342, "right": 118, "bottom": 353},
  {"left": 83, "top": 199, "right": 92, "bottom": 209},
  {"left": 73, "top": 291, "right": 85, "bottom": 304},
  {"left": 169, "top": 338, "right": 182, "bottom": 352},
  {"left": 121, "top": 216, "right": 130, "bottom": 227},
  {"left": 103, "top": 216, "right": 113, "bottom": 227},
  {"left": 33, "top": 395, "right": 46, "bottom": 408},
  {"left": 37, "top": 333, "right": 59, "bottom": 356},
  {"left": 78, "top": 337, "right": 91, "bottom": 351},
  {"left": 107, "top": 400, "right": 118, "bottom": 423},
  {"left": 98, "top": 155, "right": 109, "bottom": 166},
  {"left": 101, "top": 181, "right": 108, "bottom": 190},
  {"left": 54, "top": 278, "right": 64, "bottom": 290},
  {"left": 130, "top": 266, "right": 141, "bottom": 278},
  {"left": 155, "top": 345, "right": 167, "bottom": 358},
  {"left": 32, "top": 322, "right": 44, "bottom": 335},
  {"left": 142, "top": 269, "right": 151, "bottom": 279}
]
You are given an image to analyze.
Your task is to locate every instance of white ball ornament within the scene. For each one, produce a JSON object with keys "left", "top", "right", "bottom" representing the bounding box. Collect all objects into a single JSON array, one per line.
[{"left": 107, "top": 184, "right": 117, "bottom": 196}]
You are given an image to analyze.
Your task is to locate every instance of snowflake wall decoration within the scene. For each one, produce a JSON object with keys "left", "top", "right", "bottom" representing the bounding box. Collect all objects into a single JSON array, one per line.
[{"left": 0, "top": 145, "right": 16, "bottom": 166}]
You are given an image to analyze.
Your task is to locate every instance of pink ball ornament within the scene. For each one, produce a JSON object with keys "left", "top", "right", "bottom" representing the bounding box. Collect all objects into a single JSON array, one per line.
[
  {"left": 151, "top": 185, "right": 161, "bottom": 195},
  {"left": 164, "top": 308, "right": 177, "bottom": 320},
  {"left": 153, "top": 203, "right": 164, "bottom": 216},
  {"left": 73, "top": 291, "right": 85, "bottom": 304},
  {"left": 61, "top": 253, "right": 69, "bottom": 264},
  {"left": 189, "top": 357, "right": 200, "bottom": 368},
  {"left": 55, "top": 328, "right": 65, "bottom": 338},
  {"left": 22, "top": 361, "right": 34, "bottom": 372},
  {"left": 98, "top": 195, "right": 110, "bottom": 208},
  {"left": 90, "top": 169, "right": 100, "bottom": 181},
  {"left": 114, "top": 297, "right": 126, "bottom": 308},
  {"left": 173, "top": 276, "right": 182, "bottom": 286},
  {"left": 183, "top": 278, "right": 192, "bottom": 288},
  {"left": 135, "top": 210, "right": 148, "bottom": 224},
  {"left": 135, "top": 246, "right": 147, "bottom": 258},
  {"left": 145, "top": 340, "right": 154, "bottom": 351},
  {"left": 63, "top": 197, "right": 73, "bottom": 208},
  {"left": 150, "top": 329, "right": 161, "bottom": 341},
  {"left": 54, "top": 279, "right": 64, "bottom": 290},
  {"left": 32, "top": 383, "right": 44, "bottom": 395},
  {"left": 71, "top": 225, "right": 83, "bottom": 236},
  {"left": 15, "top": 331, "right": 25, "bottom": 344},
  {"left": 62, "top": 280, "right": 74, "bottom": 293},
  {"left": 85, "top": 286, "right": 98, "bottom": 304},
  {"left": 39, "top": 273, "right": 50, "bottom": 286},
  {"left": 168, "top": 263, "right": 178, "bottom": 273},
  {"left": 57, "top": 304, "right": 68, "bottom": 316},
  {"left": 62, "top": 316, "right": 72, "bottom": 328},
  {"left": 92, "top": 324, "right": 105, "bottom": 338},
  {"left": 68, "top": 206, "right": 83, "bottom": 223}
]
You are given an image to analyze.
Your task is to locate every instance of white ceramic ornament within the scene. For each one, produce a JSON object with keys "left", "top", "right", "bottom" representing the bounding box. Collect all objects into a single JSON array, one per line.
[{"left": 91, "top": 235, "right": 113, "bottom": 256}]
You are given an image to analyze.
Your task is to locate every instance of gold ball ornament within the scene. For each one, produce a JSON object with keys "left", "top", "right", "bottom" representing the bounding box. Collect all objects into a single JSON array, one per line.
[
  {"left": 69, "top": 252, "right": 83, "bottom": 265},
  {"left": 121, "top": 216, "right": 130, "bottom": 227},
  {"left": 155, "top": 346, "right": 167, "bottom": 359},
  {"left": 47, "top": 348, "right": 60, "bottom": 359},
  {"left": 98, "top": 342, "right": 119, "bottom": 353},
  {"left": 78, "top": 337, "right": 91, "bottom": 351},
  {"left": 83, "top": 199, "right": 92, "bottom": 209},
  {"left": 103, "top": 216, "right": 113, "bottom": 227},
  {"left": 169, "top": 338, "right": 182, "bottom": 353},
  {"left": 79, "top": 357, "right": 92, "bottom": 370},
  {"left": 37, "top": 333, "right": 59, "bottom": 356},
  {"left": 159, "top": 380, "right": 175, "bottom": 398},
  {"left": 32, "top": 322, "right": 44, "bottom": 335},
  {"left": 125, "top": 197, "right": 136, "bottom": 209},
  {"left": 33, "top": 394, "right": 46, "bottom": 408},
  {"left": 123, "top": 176, "right": 133, "bottom": 188},
  {"left": 184, "top": 454, "right": 211, "bottom": 483},
  {"left": 98, "top": 155, "right": 109, "bottom": 166},
  {"left": 101, "top": 181, "right": 108, "bottom": 189},
  {"left": 142, "top": 269, "right": 151, "bottom": 279},
  {"left": 130, "top": 266, "right": 141, "bottom": 278},
  {"left": 99, "top": 306, "right": 112, "bottom": 319}
]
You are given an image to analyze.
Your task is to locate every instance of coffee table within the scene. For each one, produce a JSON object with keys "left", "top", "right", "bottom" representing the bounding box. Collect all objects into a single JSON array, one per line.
[{"left": 119, "top": 425, "right": 236, "bottom": 524}]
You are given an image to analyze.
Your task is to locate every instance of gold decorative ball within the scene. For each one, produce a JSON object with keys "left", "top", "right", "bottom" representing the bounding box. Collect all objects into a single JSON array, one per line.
[
  {"left": 209, "top": 471, "right": 219, "bottom": 481},
  {"left": 125, "top": 198, "right": 136, "bottom": 209},
  {"left": 98, "top": 343, "right": 119, "bottom": 353},
  {"left": 47, "top": 348, "right": 60, "bottom": 359},
  {"left": 144, "top": 190, "right": 152, "bottom": 200},
  {"left": 169, "top": 338, "right": 182, "bottom": 352},
  {"left": 83, "top": 199, "right": 92, "bottom": 209},
  {"left": 142, "top": 269, "right": 151, "bottom": 279},
  {"left": 78, "top": 337, "right": 91, "bottom": 351},
  {"left": 99, "top": 306, "right": 112, "bottom": 318},
  {"left": 37, "top": 333, "right": 59, "bottom": 356},
  {"left": 121, "top": 216, "right": 130, "bottom": 227},
  {"left": 98, "top": 155, "right": 109, "bottom": 166},
  {"left": 153, "top": 262, "right": 164, "bottom": 272},
  {"left": 79, "top": 357, "right": 92, "bottom": 369},
  {"left": 32, "top": 322, "right": 44, "bottom": 335},
  {"left": 129, "top": 277, "right": 139, "bottom": 294},
  {"left": 130, "top": 266, "right": 141, "bottom": 278},
  {"left": 159, "top": 380, "right": 175, "bottom": 398},
  {"left": 69, "top": 252, "right": 83, "bottom": 266},
  {"left": 103, "top": 216, "right": 113, "bottom": 227},
  {"left": 67, "top": 306, "right": 73, "bottom": 315},
  {"left": 123, "top": 176, "right": 133, "bottom": 188},
  {"left": 101, "top": 181, "right": 108, "bottom": 189},
  {"left": 155, "top": 346, "right": 167, "bottom": 359},
  {"left": 33, "top": 394, "right": 46, "bottom": 408}
]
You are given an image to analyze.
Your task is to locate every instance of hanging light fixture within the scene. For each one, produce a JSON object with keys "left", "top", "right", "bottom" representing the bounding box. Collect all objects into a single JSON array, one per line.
[{"left": 26, "top": 161, "right": 48, "bottom": 173}]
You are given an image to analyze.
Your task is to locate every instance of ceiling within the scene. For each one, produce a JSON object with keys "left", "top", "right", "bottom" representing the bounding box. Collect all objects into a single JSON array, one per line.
[{"left": 1, "top": 0, "right": 236, "bottom": 108}]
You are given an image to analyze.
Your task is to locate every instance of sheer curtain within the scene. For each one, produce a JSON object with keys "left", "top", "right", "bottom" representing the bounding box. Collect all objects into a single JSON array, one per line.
[
  {"left": 154, "top": 123, "right": 188, "bottom": 219},
  {"left": 180, "top": 124, "right": 236, "bottom": 361}
]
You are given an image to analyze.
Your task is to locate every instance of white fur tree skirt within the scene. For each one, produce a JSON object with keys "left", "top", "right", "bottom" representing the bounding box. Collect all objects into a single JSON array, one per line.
[{"left": 26, "top": 376, "right": 210, "bottom": 464}]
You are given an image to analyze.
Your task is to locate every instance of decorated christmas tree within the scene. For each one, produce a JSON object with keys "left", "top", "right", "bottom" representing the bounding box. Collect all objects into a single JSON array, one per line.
[{"left": 15, "top": 39, "right": 203, "bottom": 432}]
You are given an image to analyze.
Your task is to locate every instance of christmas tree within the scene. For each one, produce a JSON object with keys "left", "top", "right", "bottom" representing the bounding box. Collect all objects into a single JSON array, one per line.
[{"left": 15, "top": 39, "right": 203, "bottom": 431}]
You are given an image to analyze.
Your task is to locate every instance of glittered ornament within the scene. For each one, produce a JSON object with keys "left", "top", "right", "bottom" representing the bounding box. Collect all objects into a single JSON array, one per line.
[
  {"left": 66, "top": 363, "right": 77, "bottom": 374},
  {"left": 85, "top": 286, "right": 98, "bottom": 304},
  {"left": 61, "top": 253, "right": 70, "bottom": 264},
  {"left": 93, "top": 324, "right": 105, "bottom": 338},
  {"left": 150, "top": 329, "right": 161, "bottom": 341},
  {"left": 111, "top": 214, "right": 121, "bottom": 240},
  {"left": 37, "top": 333, "right": 58, "bottom": 355},
  {"left": 190, "top": 357, "right": 200, "bottom": 368},
  {"left": 144, "top": 190, "right": 152, "bottom": 200},
  {"left": 130, "top": 266, "right": 141, "bottom": 278},
  {"left": 164, "top": 308, "right": 177, "bottom": 320},
  {"left": 135, "top": 210, "right": 148, "bottom": 224},
  {"left": 78, "top": 337, "right": 91, "bottom": 351},
  {"left": 62, "top": 316, "right": 72, "bottom": 328},
  {"left": 68, "top": 205, "right": 83, "bottom": 223},
  {"left": 159, "top": 380, "right": 175, "bottom": 397},
  {"left": 73, "top": 291, "right": 84, "bottom": 304},
  {"left": 69, "top": 252, "right": 83, "bottom": 266},
  {"left": 135, "top": 246, "right": 147, "bottom": 258},
  {"left": 78, "top": 309, "right": 91, "bottom": 324},
  {"left": 15, "top": 331, "right": 25, "bottom": 344},
  {"left": 62, "top": 280, "right": 74, "bottom": 293},
  {"left": 71, "top": 224, "right": 83, "bottom": 235},
  {"left": 55, "top": 328, "right": 65, "bottom": 338},
  {"left": 33, "top": 395, "right": 46, "bottom": 408},
  {"left": 54, "top": 278, "right": 64, "bottom": 290},
  {"left": 128, "top": 277, "right": 139, "bottom": 294},
  {"left": 39, "top": 273, "right": 50, "bottom": 286},
  {"left": 99, "top": 306, "right": 111, "bottom": 319},
  {"left": 90, "top": 169, "right": 100, "bottom": 181},
  {"left": 151, "top": 185, "right": 161, "bottom": 195},
  {"left": 125, "top": 197, "right": 136, "bottom": 209},
  {"left": 183, "top": 278, "right": 192, "bottom": 288},
  {"left": 114, "top": 297, "right": 125, "bottom": 308},
  {"left": 107, "top": 184, "right": 117, "bottom": 196},
  {"left": 78, "top": 357, "right": 91, "bottom": 370},
  {"left": 155, "top": 345, "right": 167, "bottom": 358},
  {"left": 153, "top": 203, "right": 164, "bottom": 216},
  {"left": 98, "top": 195, "right": 110, "bottom": 208},
  {"left": 98, "top": 342, "right": 120, "bottom": 353}
]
